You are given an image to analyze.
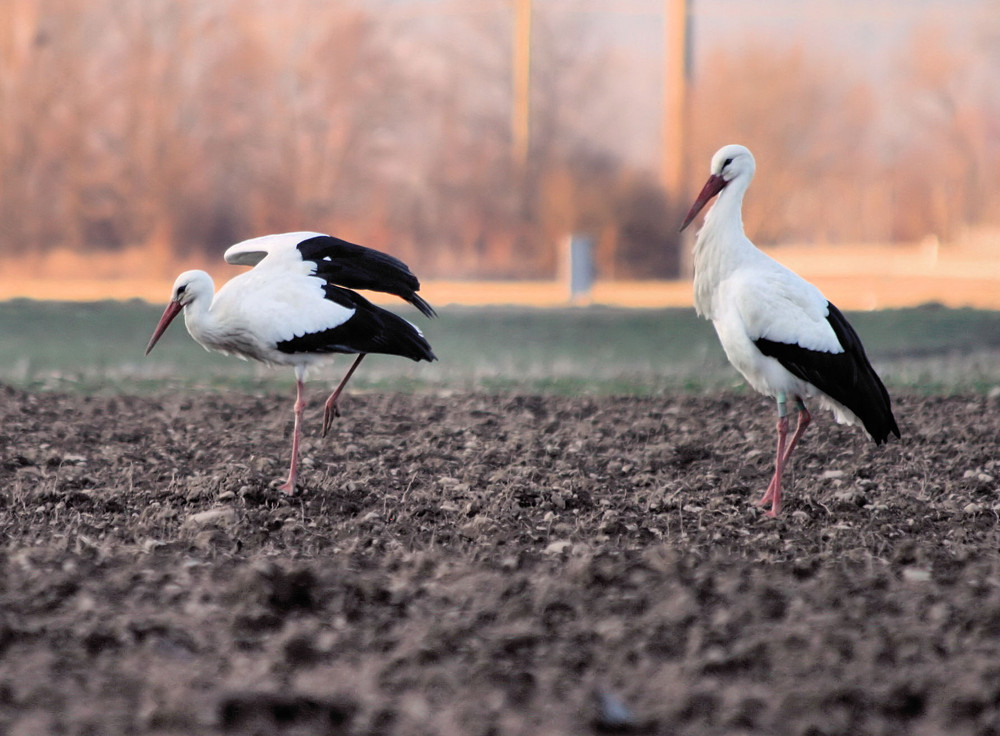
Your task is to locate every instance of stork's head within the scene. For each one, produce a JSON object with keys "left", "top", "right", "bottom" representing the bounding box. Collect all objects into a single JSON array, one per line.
[
  {"left": 680, "top": 144, "right": 756, "bottom": 232},
  {"left": 145, "top": 270, "right": 214, "bottom": 355}
]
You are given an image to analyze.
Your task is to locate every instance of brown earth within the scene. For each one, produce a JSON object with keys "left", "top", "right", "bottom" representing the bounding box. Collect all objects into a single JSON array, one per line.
[{"left": 1, "top": 386, "right": 999, "bottom": 736}]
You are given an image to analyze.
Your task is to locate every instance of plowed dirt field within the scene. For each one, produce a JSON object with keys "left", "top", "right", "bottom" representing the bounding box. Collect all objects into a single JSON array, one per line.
[{"left": 2, "top": 387, "right": 999, "bottom": 735}]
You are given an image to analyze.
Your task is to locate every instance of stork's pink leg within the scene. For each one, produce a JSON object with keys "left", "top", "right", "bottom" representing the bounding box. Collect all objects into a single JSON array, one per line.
[
  {"left": 322, "top": 353, "right": 366, "bottom": 437},
  {"left": 782, "top": 406, "right": 811, "bottom": 464},
  {"left": 758, "top": 403, "right": 811, "bottom": 516},
  {"left": 278, "top": 375, "right": 306, "bottom": 495},
  {"left": 758, "top": 415, "right": 789, "bottom": 516}
]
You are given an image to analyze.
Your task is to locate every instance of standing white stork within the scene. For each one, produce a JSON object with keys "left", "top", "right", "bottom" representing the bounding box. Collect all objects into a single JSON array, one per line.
[
  {"left": 680, "top": 145, "right": 899, "bottom": 516},
  {"left": 145, "top": 231, "right": 437, "bottom": 494}
]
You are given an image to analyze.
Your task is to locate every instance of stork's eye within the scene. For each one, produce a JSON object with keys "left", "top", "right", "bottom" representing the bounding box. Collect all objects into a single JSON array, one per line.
[
  {"left": 176, "top": 284, "right": 187, "bottom": 297},
  {"left": 722, "top": 157, "right": 733, "bottom": 168}
]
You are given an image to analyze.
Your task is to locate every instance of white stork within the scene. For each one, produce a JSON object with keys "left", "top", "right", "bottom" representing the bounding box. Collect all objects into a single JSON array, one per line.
[
  {"left": 145, "top": 231, "right": 437, "bottom": 494},
  {"left": 680, "top": 145, "right": 899, "bottom": 516}
]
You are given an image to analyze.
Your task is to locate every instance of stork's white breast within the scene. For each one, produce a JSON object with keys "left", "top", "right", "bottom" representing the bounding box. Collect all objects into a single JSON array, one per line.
[
  {"left": 719, "top": 255, "right": 843, "bottom": 354},
  {"left": 210, "top": 267, "right": 354, "bottom": 351}
]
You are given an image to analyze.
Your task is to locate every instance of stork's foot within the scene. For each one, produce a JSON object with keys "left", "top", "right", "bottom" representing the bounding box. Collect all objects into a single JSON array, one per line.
[
  {"left": 758, "top": 500, "right": 780, "bottom": 518},
  {"left": 321, "top": 401, "right": 341, "bottom": 437},
  {"left": 321, "top": 353, "right": 366, "bottom": 438},
  {"left": 277, "top": 478, "right": 297, "bottom": 495},
  {"left": 757, "top": 475, "right": 782, "bottom": 517}
]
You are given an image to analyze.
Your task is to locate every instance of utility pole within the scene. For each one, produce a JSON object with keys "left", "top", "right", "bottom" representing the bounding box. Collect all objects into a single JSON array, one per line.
[
  {"left": 512, "top": 0, "right": 532, "bottom": 168},
  {"left": 662, "top": 0, "right": 688, "bottom": 203},
  {"left": 0, "top": 0, "right": 38, "bottom": 82}
]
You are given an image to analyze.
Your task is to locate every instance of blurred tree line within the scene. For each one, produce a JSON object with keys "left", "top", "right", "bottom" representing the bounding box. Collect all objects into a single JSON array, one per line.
[
  {"left": 0, "top": 0, "right": 997, "bottom": 279},
  {"left": 687, "top": 18, "right": 1000, "bottom": 246}
]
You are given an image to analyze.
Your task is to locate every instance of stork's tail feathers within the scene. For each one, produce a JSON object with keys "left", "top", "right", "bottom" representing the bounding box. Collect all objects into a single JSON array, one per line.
[
  {"left": 851, "top": 371, "right": 900, "bottom": 445},
  {"left": 825, "top": 303, "right": 899, "bottom": 445},
  {"left": 375, "top": 313, "right": 437, "bottom": 363}
]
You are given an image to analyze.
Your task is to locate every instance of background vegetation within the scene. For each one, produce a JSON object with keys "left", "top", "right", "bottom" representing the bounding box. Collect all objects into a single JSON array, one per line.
[
  {"left": 3, "top": 301, "right": 1000, "bottom": 395},
  {"left": 1, "top": 1, "right": 998, "bottom": 281}
]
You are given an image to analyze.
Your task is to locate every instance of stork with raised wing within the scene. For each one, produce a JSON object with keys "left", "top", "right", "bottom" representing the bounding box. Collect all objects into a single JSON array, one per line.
[
  {"left": 680, "top": 145, "right": 899, "bottom": 516},
  {"left": 145, "top": 231, "right": 437, "bottom": 494}
]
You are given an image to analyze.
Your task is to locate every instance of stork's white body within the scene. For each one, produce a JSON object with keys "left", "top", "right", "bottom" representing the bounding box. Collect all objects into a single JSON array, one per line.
[
  {"left": 146, "top": 231, "right": 436, "bottom": 494},
  {"left": 681, "top": 145, "right": 898, "bottom": 516},
  {"left": 693, "top": 225, "right": 859, "bottom": 427},
  {"left": 177, "top": 233, "right": 376, "bottom": 369}
]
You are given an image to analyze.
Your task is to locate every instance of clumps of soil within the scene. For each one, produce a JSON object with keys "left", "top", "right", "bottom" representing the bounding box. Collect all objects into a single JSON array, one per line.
[{"left": 1, "top": 386, "right": 999, "bottom": 734}]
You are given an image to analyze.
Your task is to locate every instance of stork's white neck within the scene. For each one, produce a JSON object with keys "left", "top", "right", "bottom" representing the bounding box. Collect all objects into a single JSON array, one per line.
[
  {"left": 179, "top": 271, "right": 270, "bottom": 361},
  {"left": 177, "top": 272, "right": 221, "bottom": 351},
  {"left": 691, "top": 176, "right": 754, "bottom": 319}
]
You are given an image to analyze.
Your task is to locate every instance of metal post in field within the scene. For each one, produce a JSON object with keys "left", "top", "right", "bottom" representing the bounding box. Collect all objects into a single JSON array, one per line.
[{"left": 563, "top": 233, "right": 595, "bottom": 305}]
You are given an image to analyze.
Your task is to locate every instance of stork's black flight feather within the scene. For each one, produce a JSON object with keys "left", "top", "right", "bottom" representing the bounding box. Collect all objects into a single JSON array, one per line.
[
  {"left": 296, "top": 235, "right": 436, "bottom": 319},
  {"left": 276, "top": 285, "right": 436, "bottom": 362},
  {"left": 754, "top": 302, "right": 899, "bottom": 444}
]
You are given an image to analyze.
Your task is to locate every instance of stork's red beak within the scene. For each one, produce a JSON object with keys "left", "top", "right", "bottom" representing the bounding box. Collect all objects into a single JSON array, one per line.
[
  {"left": 145, "top": 300, "right": 183, "bottom": 355},
  {"left": 680, "top": 173, "right": 727, "bottom": 232}
]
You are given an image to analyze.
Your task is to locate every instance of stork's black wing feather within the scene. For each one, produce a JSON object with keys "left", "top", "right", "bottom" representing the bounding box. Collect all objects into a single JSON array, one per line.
[
  {"left": 296, "top": 235, "right": 436, "bottom": 318},
  {"left": 754, "top": 302, "right": 900, "bottom": 444},
  {"left": 276, "top": 285, "right": 436, "bottom": 362}
]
